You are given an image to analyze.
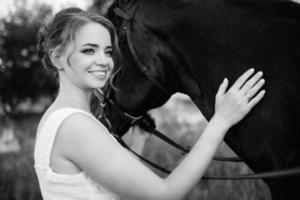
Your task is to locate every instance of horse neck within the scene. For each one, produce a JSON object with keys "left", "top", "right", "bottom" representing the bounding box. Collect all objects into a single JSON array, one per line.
[{"left": 136, "top": 0, "right": 300, "bottom": 117}]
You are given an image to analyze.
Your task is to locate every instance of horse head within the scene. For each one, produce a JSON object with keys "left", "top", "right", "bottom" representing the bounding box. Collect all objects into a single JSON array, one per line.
[{"left": 93, "top": 0, "right": 202, "bottom": 136}]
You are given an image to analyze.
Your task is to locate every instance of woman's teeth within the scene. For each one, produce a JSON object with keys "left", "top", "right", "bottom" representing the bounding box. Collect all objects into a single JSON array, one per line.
[{"left": 91, "top": 71, "right": 106, "bottom": 79}]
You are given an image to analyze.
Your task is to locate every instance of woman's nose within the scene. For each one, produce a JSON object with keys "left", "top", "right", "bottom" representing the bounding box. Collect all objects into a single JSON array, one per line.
[{"left": 95, "top": 53, "right": 109, "bottom": 67}]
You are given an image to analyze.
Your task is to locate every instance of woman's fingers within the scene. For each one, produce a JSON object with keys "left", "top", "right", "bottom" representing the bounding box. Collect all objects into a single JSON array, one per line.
[
  {"left": 231, "top": 68, "right": 254, "bottom": 90},
  {"left": 240, "top": 71, "right": 264, "bottom": 94},
  {"left": 247, "top": 90, "right": 266, "bottom": 110},
  {"left": 216, "top": 78, "right": 228, "bottom": 96},
  {"left": 245, "top": 78, "right": 265, "bottom": 100},
  {"left": 214, "top": 68, "right": 266, "bottom": 128}
]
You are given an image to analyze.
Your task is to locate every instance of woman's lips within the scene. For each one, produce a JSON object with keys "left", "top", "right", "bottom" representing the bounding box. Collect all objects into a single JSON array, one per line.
[{"left": 89, "top": 70, "right": 107, "bottom": 79}]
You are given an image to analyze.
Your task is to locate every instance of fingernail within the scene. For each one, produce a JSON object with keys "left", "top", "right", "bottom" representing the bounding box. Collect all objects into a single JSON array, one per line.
[{"left": 250, "top": 68, "right": 254, "bottom": 72}]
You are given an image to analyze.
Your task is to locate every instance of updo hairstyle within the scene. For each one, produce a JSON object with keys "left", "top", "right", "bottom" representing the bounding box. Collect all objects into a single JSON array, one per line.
[{"left": 36, "top": 7, "right": 122, "bottom": 84}]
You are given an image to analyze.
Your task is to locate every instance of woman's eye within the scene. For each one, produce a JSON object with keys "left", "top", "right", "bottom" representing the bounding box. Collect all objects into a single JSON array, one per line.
[
  {"left": 106, "top": 50, "right": 113, "bottom": 57},
  {"left": 82, "top": 49, "right": 95, "bottom": 55}
]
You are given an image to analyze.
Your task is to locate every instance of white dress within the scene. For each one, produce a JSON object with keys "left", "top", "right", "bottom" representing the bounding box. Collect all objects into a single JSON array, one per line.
[{"left": 34, "top": 108, "right": 121, "bottom": 200}]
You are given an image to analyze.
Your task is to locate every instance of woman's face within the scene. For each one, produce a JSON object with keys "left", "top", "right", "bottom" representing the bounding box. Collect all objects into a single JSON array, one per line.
[{"left": 59, "top": 22, "right": 114, "bottom": 90}]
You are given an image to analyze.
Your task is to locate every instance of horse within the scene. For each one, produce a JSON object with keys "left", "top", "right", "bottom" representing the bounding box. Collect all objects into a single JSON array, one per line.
[{"left": 92, "top": 0, "right": 300, "bottom": 199}]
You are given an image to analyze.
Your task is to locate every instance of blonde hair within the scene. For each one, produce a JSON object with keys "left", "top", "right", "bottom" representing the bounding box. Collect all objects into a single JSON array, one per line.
[{"left": 37, "top": 7, "right": 122, "bottom": 88}]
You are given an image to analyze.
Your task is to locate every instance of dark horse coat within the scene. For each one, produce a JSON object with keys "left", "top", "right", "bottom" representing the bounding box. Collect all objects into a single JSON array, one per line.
[{"left": 96, "top": 0, "right": 300, "bottom": 199}]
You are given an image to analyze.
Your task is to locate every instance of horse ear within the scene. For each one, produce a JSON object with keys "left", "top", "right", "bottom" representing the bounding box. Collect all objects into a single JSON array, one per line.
[{"left": 91, "top": 0, "right": 116, "bottom": 16}]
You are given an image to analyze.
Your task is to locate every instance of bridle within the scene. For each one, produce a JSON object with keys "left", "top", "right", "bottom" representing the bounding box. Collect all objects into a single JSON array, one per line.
[
  {"left": 93, "top": 87, "right": 143, "bottom": 135},
  {"left": 93, "top": 0, "right": 171, "bottom": 134},
  {"left": 94, "top": 1, "right": 300, "bottom": 180}
]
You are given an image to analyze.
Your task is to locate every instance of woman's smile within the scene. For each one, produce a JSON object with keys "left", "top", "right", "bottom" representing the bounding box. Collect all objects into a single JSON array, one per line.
[{"left": 88, "top": 69, "right": 109, "bottom": 80}]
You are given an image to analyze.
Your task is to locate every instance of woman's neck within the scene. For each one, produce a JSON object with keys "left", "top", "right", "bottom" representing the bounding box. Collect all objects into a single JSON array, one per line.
[{"left": 54, "top": 79, "right": 93, "bottom": 113}]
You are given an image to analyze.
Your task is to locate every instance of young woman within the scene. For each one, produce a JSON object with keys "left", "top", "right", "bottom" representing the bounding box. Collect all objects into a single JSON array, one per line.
[{"left": 34, "top": 7, "right": 266, "bottom": 200}]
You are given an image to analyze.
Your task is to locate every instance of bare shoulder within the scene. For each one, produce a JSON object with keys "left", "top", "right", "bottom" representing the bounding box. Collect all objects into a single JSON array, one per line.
[
  {"left": 54, "top": 112, "right": 166, "bottom": 199},
  {"left": 56, "top": 112, "right": 118, "bottom": 162},
  {"left": 59, "top": 112, "right": 102, "bottom": 132},
  {"left": 58, "top": 112, "right": 113, "bottom": 144}
]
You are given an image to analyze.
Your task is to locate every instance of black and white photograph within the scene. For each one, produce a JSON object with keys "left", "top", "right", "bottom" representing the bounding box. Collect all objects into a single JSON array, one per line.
[{"left": 0, "top": 0, "right": 299, "bottom": 199}]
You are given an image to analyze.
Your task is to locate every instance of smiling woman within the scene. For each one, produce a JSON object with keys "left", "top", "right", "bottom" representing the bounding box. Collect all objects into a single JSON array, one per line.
[
  {"left": 34, "top": 7, "right": 123, "bottom": 200},
  {"left": 55, "top": 22, "right": 115, "bottom": 90}
]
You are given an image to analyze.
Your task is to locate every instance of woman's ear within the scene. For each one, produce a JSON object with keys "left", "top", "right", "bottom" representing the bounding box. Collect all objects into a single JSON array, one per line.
[{"left": 49, "top": 46, "right": 64, "bottom": 71}]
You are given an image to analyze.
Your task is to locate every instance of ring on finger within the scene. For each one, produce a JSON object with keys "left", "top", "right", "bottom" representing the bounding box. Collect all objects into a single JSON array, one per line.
[{"left": 246, "top": 92, "right": 251, "bottom": 101}]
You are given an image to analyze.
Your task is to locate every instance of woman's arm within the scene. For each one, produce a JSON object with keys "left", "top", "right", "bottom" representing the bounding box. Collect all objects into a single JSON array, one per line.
[{"left": 61, "top": 69, "right": 265, "bottom": 200}]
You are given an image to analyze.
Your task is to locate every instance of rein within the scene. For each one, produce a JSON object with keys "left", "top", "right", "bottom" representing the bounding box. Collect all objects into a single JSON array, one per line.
[
  {"left": 97, "top": 3, "right": 300, "bottom": 180},
  {"left": 95, "top": 88, "right": 300, "bottom": 180},
  {"left": 117, "top": 111, "right": 300, "bottom": 179}
]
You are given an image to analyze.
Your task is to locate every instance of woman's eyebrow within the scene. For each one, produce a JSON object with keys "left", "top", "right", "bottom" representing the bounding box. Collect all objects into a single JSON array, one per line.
[
  {"left": 82, "top": 43, "right": 113, "bottom": 49},
  {"left": 82, "top": 43, "right": 99, "bottom": 48}
]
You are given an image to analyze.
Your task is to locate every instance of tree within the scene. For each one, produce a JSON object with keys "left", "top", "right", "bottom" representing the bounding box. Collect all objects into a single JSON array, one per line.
[{"left": 0, "top": 2, "right": 57, "bottom": 116}]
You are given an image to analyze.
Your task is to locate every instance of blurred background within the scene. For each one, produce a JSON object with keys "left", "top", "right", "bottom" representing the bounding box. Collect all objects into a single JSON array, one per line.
[{"left": 0, "top": 0, "right": 271, "bottom": 199}]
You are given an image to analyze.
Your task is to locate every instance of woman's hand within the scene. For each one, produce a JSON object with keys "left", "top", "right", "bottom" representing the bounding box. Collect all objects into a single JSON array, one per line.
[{"left": 214, "top": 68, "right": 265, "bottom": 129}]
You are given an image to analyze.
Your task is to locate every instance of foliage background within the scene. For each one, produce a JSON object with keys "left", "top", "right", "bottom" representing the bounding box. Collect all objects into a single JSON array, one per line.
[{"left": 0, "top": 0, "right": 271, "bottom": 199}]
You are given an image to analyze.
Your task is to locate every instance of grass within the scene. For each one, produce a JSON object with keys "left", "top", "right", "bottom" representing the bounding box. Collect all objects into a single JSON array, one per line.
[
  {"left": 0, "top": 113, "right": 42, "bottom": 200},
  {"left": 0, "top": 94, "right": 271, "bottom": 200}
]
